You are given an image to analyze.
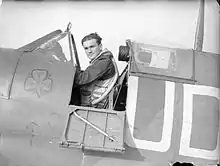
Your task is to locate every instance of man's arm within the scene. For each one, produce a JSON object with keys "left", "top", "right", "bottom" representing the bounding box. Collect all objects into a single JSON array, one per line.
[{"left": 74, "top": 57, "right": 114, "bottom": 86}]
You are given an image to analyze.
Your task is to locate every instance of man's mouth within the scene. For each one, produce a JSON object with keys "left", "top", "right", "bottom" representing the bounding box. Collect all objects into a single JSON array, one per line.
[{"left": 89, "top": 54, "right": 95, "bottom": 58}]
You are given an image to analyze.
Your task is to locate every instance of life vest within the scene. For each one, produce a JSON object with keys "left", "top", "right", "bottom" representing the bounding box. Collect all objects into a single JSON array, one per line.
[{"left": 80, "top": 54, "right": 119, "bottom": 108}]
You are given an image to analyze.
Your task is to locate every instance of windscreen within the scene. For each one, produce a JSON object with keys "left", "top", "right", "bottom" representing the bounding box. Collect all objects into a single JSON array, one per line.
[{"left": 35, "top": 32, "right": 73, "bottom": 63}]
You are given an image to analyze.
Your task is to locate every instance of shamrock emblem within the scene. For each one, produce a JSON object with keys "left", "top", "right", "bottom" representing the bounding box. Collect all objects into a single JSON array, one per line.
[{"left": 24, "top": 69, "right": 53, "bottom": 97}]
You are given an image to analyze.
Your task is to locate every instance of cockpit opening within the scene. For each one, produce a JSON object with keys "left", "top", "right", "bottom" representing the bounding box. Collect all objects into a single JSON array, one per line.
[{"left": 62, "top": 41, "right": 128, "bottom": 153}]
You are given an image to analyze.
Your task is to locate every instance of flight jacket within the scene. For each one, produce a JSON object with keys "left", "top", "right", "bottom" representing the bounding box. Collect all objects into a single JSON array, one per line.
[{"left": 74, "top": 49, "right": 116, "bottom": 86}]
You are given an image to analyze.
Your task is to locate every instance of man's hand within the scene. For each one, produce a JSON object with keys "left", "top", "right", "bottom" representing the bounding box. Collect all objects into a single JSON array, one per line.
[{"left": 75, "top": 64, "right": 81, "bottom": 72}]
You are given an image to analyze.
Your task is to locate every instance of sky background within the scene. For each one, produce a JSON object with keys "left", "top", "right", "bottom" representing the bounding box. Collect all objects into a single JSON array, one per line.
[{"left": 0, "top": 0, "right": 219, "bottom": 72}]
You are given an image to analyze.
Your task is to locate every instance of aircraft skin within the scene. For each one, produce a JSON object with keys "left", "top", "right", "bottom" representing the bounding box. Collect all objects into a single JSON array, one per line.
[
  {"left": 76, "top": 42, "right": 220, "bottom": 166},
  {"left": 0, "top": 24, "right": 219, "bottom": 166},
  {"left": 0, "top": 31, "right": 83, "bottom": 166}
]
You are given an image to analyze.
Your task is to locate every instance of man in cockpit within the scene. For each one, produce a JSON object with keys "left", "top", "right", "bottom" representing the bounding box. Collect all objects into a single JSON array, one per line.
[{"left": 74, "top": 32, "right": 117, "bottom": 108}]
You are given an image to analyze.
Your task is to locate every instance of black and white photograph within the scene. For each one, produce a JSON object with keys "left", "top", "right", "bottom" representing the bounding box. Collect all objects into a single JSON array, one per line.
[{"left": 0, "top": 0, "right": 219, "bottom": 166}]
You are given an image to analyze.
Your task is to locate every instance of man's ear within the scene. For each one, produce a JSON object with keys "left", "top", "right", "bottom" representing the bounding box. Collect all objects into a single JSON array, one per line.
[{"left": 99, "top": 43, "right": 103, "bottom": 50}]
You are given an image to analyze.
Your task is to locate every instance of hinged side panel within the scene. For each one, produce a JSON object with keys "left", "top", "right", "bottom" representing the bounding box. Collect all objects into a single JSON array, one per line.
[{"left": 62, "top": 107, "right": 125, "bottom": 153}]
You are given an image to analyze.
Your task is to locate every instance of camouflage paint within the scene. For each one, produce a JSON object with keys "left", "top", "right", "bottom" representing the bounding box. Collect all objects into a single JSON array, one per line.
[
  {"left": 0, "top": 34, "right": 219, "bottom": 166},
  {"left": 80, "top": 45, "right": 219, "bottom": 166}
]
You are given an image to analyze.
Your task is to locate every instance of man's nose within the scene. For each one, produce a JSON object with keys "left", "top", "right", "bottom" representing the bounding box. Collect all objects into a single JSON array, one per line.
[{"left": 88, "top": 48, "right": 92, "bottom": 53}]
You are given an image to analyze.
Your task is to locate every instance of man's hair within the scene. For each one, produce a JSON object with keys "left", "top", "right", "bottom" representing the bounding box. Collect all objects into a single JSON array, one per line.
[{"left": 81, "top": 32, "right": 102, "bottom": 45}]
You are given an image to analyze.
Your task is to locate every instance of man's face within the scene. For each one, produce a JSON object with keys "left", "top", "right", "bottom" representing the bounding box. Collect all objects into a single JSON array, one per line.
[{"left": 82, "top": 39, "right": 102, "bottom": 60}]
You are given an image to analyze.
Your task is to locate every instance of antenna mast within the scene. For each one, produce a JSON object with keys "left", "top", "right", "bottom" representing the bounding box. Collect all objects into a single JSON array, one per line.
[{"left": 194, "top": 0, "right": 205, "bottom": 51}]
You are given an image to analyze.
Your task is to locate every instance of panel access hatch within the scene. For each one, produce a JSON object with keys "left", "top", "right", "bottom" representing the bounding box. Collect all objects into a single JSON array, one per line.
[{"left": 60, "top": 105, "right": 126, "bottom": 153}]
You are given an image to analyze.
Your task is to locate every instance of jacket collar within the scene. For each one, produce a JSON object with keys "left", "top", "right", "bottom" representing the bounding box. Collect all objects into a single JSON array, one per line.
[{"left": 90, "top": 48, "right": 109, "bottom": 64}]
